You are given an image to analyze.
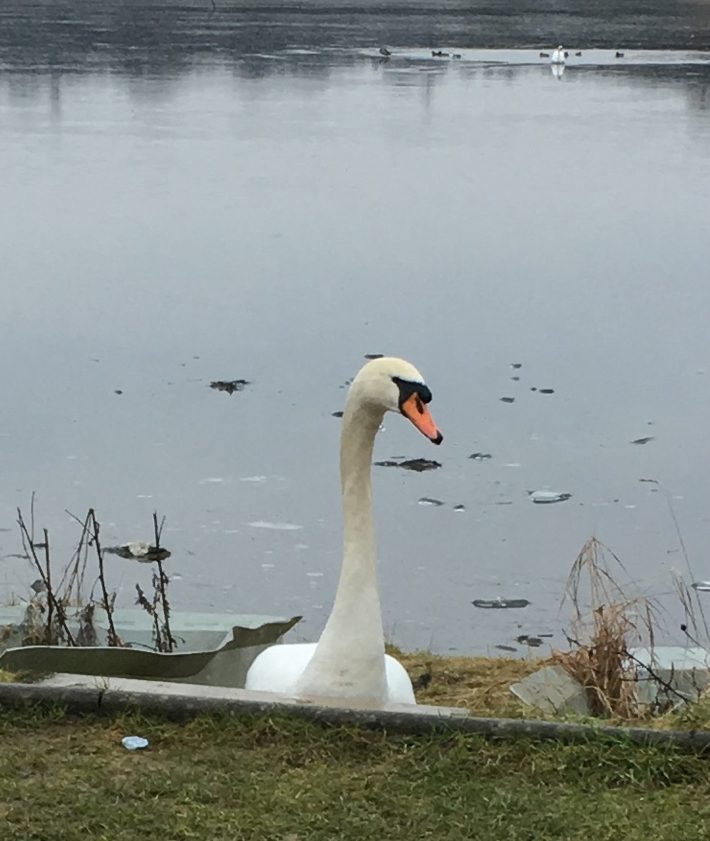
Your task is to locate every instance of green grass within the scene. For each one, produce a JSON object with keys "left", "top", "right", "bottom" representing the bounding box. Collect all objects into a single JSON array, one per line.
[{"left": 2, "top": 706, "right": 710, "bottom": 840}]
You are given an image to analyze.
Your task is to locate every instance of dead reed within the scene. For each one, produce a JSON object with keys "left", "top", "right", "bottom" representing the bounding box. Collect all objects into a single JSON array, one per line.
[
  {"left": 9, "top": 500, "right": 174, "bottom": 652},
  {"left": 552, "top": 537, "right": 654, "bottom": 718}
]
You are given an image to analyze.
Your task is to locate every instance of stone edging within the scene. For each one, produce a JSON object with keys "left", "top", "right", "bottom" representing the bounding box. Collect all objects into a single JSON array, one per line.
[{"left": 1, "top": 682, "right": 709, "bottom": 752}]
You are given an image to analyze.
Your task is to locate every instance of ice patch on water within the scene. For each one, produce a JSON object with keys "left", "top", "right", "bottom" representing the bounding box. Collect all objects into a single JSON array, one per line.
[{"left": 248, "top": 521, "right": 302, "bottom": 530}]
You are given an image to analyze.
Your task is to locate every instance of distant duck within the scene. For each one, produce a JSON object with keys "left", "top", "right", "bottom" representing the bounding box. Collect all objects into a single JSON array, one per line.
[
  {"left": 575, "top": 51, "right": 582, "bottom": 56},
  {"left": 452, "top": 53, "right": 462, "bottom": 59},
  {"left": 615, "top": 50, "right": 625, "bottom": 58},
  {"left": 539, "top": 51, "right": 550, "bottom": 58},
  {"left": 379, "top": 46, "right": 392, "bottom": 57},
  {"left": 551, "top": 45, "right": 566, "bottom": 64},
  {"left": 432, "top": 50, "right": 450, "bottom": 57}
]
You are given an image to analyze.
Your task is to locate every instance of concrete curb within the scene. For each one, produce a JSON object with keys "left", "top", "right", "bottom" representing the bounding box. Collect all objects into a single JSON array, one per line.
[{"left": 1, "top": 681, "right": 709, "bottom": 752}]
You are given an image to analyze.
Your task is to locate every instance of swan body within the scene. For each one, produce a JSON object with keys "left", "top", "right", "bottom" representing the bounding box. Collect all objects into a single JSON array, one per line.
[
  {"left": 245, "top": 643, "right": 417, "bottom": 702},
  {"left": 551, "top": 45, "right": 566, "bottom": 64},
  {"left": 244, "top": 357, "right": 443, "bottom": 707}
]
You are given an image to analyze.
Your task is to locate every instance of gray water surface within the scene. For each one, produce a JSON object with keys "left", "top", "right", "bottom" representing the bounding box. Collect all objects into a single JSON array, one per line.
[{"left": 2, "top": 2, "right": 710, "bottom": 655}]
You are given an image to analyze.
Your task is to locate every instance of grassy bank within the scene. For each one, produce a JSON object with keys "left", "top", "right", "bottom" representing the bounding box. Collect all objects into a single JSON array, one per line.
[{"left": 2, "top": 703, "right": 710, "bottom": 841}]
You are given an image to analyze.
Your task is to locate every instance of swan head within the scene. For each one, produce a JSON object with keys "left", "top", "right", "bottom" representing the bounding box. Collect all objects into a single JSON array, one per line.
[{"left": 349, "top": 357, "right": 443, "bottom": 444}]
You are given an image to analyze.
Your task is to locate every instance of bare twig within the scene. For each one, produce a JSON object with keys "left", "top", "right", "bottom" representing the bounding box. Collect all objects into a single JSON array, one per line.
[
  {"left": 16, "top": 508, "right": 75, "bottom": 646},
  {"left": 43, "top": 528, "right": 52, "bottom": 637},
  {"left": 152, "top": 511, "right": 175, "bottom": 652},
  {"left": 87, "top": 509, "right": 122, "bottom": 647},
  {"left": 60, "top": 509, "right": 93, "bottom": 605}
]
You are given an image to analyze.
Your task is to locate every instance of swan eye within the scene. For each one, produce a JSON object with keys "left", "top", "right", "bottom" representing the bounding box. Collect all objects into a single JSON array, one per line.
[{"left": 391, "top": 375, "right": 432, "bottom": 409}]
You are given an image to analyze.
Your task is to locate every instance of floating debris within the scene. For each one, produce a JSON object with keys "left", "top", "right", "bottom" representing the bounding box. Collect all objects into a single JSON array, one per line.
[
  {"left": 500, "top": 397, "right": 515, "bottom": 404},
  {"left": 331, "top": 410, "right": 344, "bottom": 418},
  {"left": 418, "top": 497, "right": 444, "bottom": 507},
  {"left": 631, "top": 436, "right": 654, "bottom": 445},
  {"left": 122, "top": 736, "right": 149, "bottom": 751},
  {"left": 529, "top": 490, "right": 571, "bottom": 504},
  {"left": 516, "top": 634, "right": 543, "bottom": 647},
  {"left": 105, "top": 542, "right": 171, "bottom": 563},
  {"left": 210, "top": 379, "right": 250, "bottom": 395},
  {"left": 472, "top": 598, "right": 530, "bottom": 610},
  {"left": 364, "top": 353, "right": 384, "bottom": 360},
  {"left": 692, "top": 582, "right": 710, "bottom": 592},
  {"left": 495, "top": 644, "right": 518, "bottom": 653},
  {"left": 469, "top": 452, "right": 492, "bottom": 461},
  {"left": 539, "top": 388, "right": 555, "bottom": 394},
  {"left": 248, "top": 521, "right": 302, "bottom": 531},
  {"left": 374, "top": 458, "right": 441, "bottom": 472},
  {"left": 453, "top": 504, "right": 466, "bottom": 512}
]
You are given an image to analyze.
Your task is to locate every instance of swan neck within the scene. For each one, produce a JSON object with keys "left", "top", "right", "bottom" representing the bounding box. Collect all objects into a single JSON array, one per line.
[
  {"left": 339, "top": 403, "right": 381, "bottom": 560},
  {"left": 294, "top": 393, "right": 388, "bottom": 702}
]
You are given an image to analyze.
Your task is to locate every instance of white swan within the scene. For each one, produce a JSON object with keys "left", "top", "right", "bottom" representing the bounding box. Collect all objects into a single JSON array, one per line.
[
  {"left": 551, "top": 45, "right": 566, "bottom": 64},
  {"left": 245, "top": 357, "right": 443, "bottom": 706}
]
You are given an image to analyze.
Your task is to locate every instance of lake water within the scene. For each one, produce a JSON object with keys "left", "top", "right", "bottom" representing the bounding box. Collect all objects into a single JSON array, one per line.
[{"left": 2, "top": 1, "right": 710, "bottom": 655}]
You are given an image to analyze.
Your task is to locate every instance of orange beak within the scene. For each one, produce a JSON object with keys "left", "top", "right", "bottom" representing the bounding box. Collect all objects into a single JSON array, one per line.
[{"left": 401, "top": 393, "right": 443, "bottom": 445}]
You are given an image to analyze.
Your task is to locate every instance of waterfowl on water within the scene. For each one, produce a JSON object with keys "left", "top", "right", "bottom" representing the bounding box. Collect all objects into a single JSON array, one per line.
[
  {"left": 379, "top": 46, "right": 392, "bottom": 57},
  {"left": 245, "top": 357, "right": 443, "bottom": 706},
  {"left": 615, "top": 50, "right": 625, "bottom": 58},
  {"left": 551, "top": 45, "right": 566, "bottom": 64}
]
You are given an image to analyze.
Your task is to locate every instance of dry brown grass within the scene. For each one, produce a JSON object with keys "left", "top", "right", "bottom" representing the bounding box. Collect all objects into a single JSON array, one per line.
[
  {"left": 551, "top": 537, "right": 654, "bottom": 719},
  {"left": 396, "top": 649, "right": 545, "bottom": 716}
]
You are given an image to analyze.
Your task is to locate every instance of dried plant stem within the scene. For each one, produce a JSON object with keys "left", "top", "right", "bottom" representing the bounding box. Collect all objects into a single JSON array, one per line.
[
  {"left": 554, "top": 537, "right": 649, "bottom": 718},
  {"left": 87, "top": 508, "right": 121, "bottom": 647},
  {"left": 60, "top": 509, "right": 92, "bottom": 605},
  {"left": 664, "top": 491, "right": 710, "bottom": 642},
  {"left": 16, "top": 508, "right": 76, "bottom": 646},
  {"left": 135, "top": 583, "right": 163, "bottom": 650},
  {"left": 153, "top": 512, "right": 175, "bottom": 652},
  {"left": 43, "top": 528, "right": 52, "bottom": 636}
]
